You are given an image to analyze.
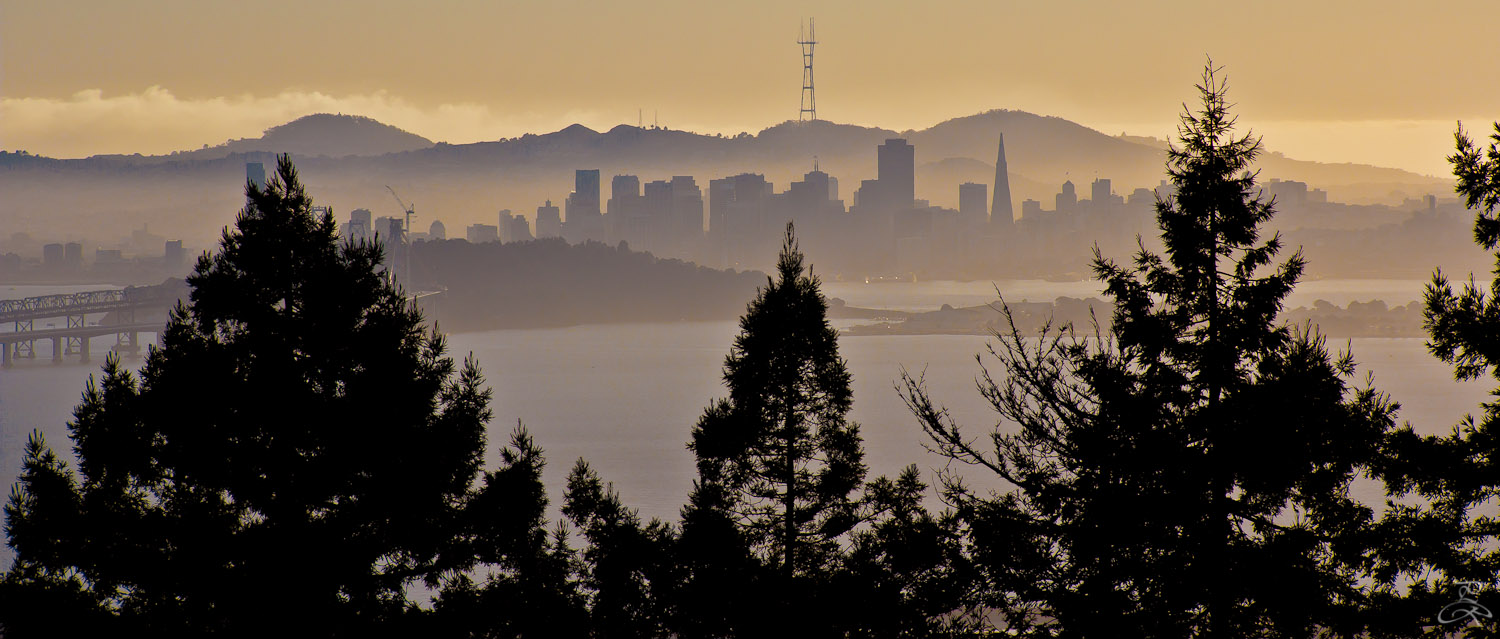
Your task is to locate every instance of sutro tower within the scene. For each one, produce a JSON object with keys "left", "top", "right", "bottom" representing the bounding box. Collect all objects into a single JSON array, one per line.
[{"left": 798, "top": 19, "right": 817, "bottom": 122}]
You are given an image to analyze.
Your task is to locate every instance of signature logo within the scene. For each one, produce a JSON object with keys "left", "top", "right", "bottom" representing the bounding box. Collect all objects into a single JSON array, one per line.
[{"left": 1438, "top": 580, "right": 1494, "bottom": 626}]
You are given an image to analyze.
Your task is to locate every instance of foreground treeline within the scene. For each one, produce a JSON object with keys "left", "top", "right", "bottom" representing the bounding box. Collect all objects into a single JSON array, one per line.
[
  {"left": 8, "top": 65, "right": 1500, "bottom": 637},
  {"left": 0, "top": 155, "right": 976, "bottom": 637}
]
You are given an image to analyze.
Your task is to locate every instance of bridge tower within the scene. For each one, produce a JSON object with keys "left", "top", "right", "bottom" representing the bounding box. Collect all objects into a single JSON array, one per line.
[
  {"left": 64, "top": 311, "right": 87, "bottom": 358},
  {"left": 11, "top": 314, "right": 34, "bottom": 363},
  {"left": 113, "top": 304, "right": 139, "bottom": 357}
]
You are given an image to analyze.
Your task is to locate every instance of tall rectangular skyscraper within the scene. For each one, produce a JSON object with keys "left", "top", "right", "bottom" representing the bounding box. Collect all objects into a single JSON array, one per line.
[
  {"left": 164, "top": 240, "right": 185, "bottom": 270},
  {"left": 564, "top": 168, "right": 604, "bottom": 243},
  {"left": 536, "top": 200, "right": 563, "bottom": 238},
  {"left": 670, "top": 175, "right": 704, "bottom": 237},
  {"left": 1091, "top": 178, "right": 1112, "bottom": 205},
  {"left": 608, "top": 174, "right": 641, "bottom": 217},
  {"left": 877, "top": 139, "right": 914, "bottom": 210},
  {"left": 708, "top": 177, "right": 735, "bottom": 237},
  {"left": 1056, "top": 180, "right": 1077, "bottom": 215},
  {"left": 568, "top": 169, "right": 601, "bottom": 220},
  {"left": 959, "top": 182, "right": 988, "bottom": 226}
]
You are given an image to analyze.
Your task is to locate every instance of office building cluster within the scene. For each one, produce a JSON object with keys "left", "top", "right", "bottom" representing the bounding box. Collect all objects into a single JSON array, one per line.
[
  {"left": 0, "top": 225, "right": 191, "bottom": 283},
  {"left": 328, "top": 135, "right": 1286, "bottom": 278},
  {"left": 519, "top": 136, "right": 1029, "bottom": 276}
]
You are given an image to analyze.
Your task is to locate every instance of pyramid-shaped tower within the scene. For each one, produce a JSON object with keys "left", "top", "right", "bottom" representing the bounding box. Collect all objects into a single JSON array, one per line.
[{"left": 991, "top": 133, "right": 1014, "bottom": 227}]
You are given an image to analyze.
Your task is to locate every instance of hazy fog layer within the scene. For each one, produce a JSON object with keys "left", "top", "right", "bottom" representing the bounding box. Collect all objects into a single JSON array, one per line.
[{"left": 6, "top": 0, "right": 1499, "bottom": 175}]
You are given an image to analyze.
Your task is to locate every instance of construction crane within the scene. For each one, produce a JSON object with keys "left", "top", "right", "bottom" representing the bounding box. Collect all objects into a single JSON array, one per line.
[{"left": 385, "top": 186, "right": 416, "bottom": 290}]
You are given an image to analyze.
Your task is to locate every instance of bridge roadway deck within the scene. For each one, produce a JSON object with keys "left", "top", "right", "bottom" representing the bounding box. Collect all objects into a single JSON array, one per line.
[
  {"left": 0, "top": 288, "right": 181, "bottom": 325},
  {"left": 0, "top": 282, "right": 432, "bottom": 366},
  {"left": 0, "top": 322, "right": 162, "bottom": 365},
  {"left": 1, "top": 286, "right": 182, "bottom": 366}
]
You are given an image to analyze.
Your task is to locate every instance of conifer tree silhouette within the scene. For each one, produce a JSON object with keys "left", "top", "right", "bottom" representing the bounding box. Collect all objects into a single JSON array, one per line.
[
  {"left": 1357, "top": 122, "right": 1500, "bottom": 635},
  {"left": 904, "top": 64, "right": 1401, "bottom": 637},
  {"left": 684, "top": 222, "right": 865, "bottom": 635},
  {"left": 3, "top": 155, "right": 500, "bottom": 635}
]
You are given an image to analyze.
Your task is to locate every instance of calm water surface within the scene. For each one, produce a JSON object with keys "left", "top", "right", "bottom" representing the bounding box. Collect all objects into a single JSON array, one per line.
[{"left": 2, "top": 281, "right": 1493, "bottom": 570}]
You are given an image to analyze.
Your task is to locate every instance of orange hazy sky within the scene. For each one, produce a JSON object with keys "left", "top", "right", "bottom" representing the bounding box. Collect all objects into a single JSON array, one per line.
[{"left": 3, "top": 0, "right": 1497, "bottom": 176}]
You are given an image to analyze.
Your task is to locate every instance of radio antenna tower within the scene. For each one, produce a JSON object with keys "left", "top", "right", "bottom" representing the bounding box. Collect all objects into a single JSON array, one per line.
[{"left": 798, "top": 18, "right": 817, "bottom": 122}]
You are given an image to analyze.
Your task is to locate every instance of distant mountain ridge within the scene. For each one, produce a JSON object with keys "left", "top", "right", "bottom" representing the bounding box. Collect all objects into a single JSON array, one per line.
[
  {"left": 26, "top": 108, "right": 1438, "bottom": 188},
  {"left": 0, "top": 109, "right": 1448, "bottom": 247},
  {"left": 8, "top": 109, "right": 1440, "bottom": 189},
  {"left": 168, "top": 114, "right": 434, "bottom": 160}
]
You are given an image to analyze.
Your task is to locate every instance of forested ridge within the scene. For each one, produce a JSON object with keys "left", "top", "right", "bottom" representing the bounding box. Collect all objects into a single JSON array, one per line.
[{"left": 411, "top": 238, "right": 766, "bottom": 332}]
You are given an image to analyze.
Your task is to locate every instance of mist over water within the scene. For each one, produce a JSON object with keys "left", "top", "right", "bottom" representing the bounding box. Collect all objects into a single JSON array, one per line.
[{"left": 2, "top": 281, "right": 1493, "bottom": 571}]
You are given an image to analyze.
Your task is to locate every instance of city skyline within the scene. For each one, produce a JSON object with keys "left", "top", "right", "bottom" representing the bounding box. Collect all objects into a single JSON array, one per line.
[{"left": 4, "top": 1, "right": 1498, "bottom": 176}]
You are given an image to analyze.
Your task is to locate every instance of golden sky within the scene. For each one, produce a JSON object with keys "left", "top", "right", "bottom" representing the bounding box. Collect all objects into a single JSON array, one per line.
[{"left": 4, "top": 0, "right": 1498, "bottom": 176}]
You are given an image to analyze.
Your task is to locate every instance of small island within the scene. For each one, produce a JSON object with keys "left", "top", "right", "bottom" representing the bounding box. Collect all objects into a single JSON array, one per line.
[{"left": 411, "top": 238, "right": 767, "bottom": 332}]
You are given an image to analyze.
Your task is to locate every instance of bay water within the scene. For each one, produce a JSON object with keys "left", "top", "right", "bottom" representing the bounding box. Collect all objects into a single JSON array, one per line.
[{"left": 1, "top": 281, "right": 1493, "bottom": 572}]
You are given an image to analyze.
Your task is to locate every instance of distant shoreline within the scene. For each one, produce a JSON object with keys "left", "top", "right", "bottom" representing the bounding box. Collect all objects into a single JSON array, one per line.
[
  {"left": 835, "top": 297, "right": 1429, "bottom": 339},
  {"left": 3, "top": 275, "right": 1440, "bottom": 339}
]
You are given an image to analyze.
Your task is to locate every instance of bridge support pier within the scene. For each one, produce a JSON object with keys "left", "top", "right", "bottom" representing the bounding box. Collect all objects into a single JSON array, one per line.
[
  {"left": 114, "top": 331, "right": 140, "bottom": 357},
  {"left": 65, "top": 314, "right": 85, "bottom": 356},
  {"left": 1, "top": 286, "right": 176, "bottom": 367}
]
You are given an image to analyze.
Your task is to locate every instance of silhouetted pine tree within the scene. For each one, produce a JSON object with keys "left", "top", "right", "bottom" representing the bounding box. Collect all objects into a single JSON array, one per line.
[
  {"left": 835, "top": 465, "right": 986, "bottom": 639},
  {"left": 1, "top": 155, "right": 503, "bottom": 636},
  {"left": 904, "top": 64, "right": 1401, "bottom": 637},
  {"left": 432, "top": 426, "right": 589, "bottom": 639},
  {"left": 683, "top": 222, "right": 865, "bottom": 635},
  {"left": 674, "top": 476, "right": 763, "bottom": 639},
  {"left": 1355, "top": 123, "right": 1500, "bottom": 637},
  {"left": 563, "top": 460, "right": 679, "bottom": 639}
]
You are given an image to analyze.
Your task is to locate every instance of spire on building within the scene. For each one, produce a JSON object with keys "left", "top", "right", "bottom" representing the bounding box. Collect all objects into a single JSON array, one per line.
[{"left": 991, "top": 133, "right": 1014, "bottom": 227}]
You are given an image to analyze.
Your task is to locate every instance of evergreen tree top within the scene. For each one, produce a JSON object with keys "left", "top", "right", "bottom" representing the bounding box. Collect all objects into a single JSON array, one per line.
[
  {"left": 1164, "top": 63, "right": 1275, "bottom": 261},
  {"left": 1102, "top": 63, "right": 1302, "bottom": 385},
  {"left": 906, "top": 62, "right": 1403, "bottom": 637},
  {"left": 723, "top": 223, "right": 850, "bottom": 423},
  {"left": 689, "top": 221, "right": 863, "bottom": 580}
]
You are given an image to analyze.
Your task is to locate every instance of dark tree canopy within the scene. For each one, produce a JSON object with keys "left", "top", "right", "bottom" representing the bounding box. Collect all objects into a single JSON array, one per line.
[
  {"left": 836, "top": 465, "right": 984, "bottom": 638},
  {"left": 1429, "top": 122, "right": 1500, "bottom": 382},
  {"left": 1357, "top": 122, "right": 1500, "bottom": 637},
  {"left": 905, "top": 64, "right": 1402, "bottom": 637},
  {"left": 680, "top": 223, "right": 980, "bottom": 638},
  {"left": 432, "top": 426, "right": 588, "bottom": 639},
  {"left": 3, "top": 155, "right": 496, "bottom": 635},
  {"left": 679, "top": 222, "right": 865, "bottom": 637},
  {"left": 688, "top": 222, "right": 865, "bottom": 579},
  {"left": 562, "top": 459, "right": 678, "bottom": 639}
]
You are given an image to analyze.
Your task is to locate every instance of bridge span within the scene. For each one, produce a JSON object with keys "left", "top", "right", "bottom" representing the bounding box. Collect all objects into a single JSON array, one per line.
[{"left": 1, "top": 283, "right": 186, "bottom": 366}]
